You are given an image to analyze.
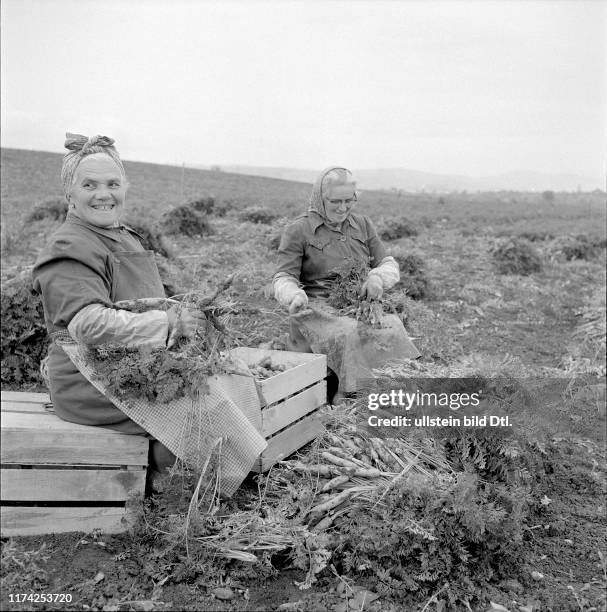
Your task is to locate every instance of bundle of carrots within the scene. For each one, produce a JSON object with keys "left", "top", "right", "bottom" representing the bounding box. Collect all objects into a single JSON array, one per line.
[{"left": 282, "top": 418, "right": 453, "bottom": 533}]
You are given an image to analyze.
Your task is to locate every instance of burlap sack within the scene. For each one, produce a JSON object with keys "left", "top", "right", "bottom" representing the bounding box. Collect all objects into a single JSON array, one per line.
[{"left": 291, "top": 300, "right": 421, "bottom": 393}]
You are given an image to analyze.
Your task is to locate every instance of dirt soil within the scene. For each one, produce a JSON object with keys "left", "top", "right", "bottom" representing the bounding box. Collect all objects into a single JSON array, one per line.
[{"left": 2, "top": 401, "right": 605, "bottom": 612}]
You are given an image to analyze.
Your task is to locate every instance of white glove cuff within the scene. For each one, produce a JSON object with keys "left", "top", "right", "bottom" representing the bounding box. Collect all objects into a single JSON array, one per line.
[
  {"left": 368, "top": 256, "right": 400, "bottom": 290},
  {"left": 273, "top": 275, "right": 307, "bottom": 308}
]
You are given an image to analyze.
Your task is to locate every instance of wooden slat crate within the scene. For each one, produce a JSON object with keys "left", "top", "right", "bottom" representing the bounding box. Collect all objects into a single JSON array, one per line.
[
  {"left": 1, "top": 390, "right": 149, "bottom": 537},
  {"left": 230, "top": 347, "right": 327, "bottom": 472}
]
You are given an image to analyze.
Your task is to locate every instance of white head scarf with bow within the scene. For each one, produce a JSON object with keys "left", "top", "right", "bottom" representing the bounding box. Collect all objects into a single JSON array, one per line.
[{"left": 61, "top": 133, "right": 125, "bottom": 197}]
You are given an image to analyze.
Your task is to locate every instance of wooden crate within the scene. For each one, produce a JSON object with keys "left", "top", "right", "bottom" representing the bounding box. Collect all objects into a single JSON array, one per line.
[
  {"left": 230, "top": 347, "right": 327, "bottom": 472},
  {"left": 1, "top": 390, "right": 149, "bottom": 537}
]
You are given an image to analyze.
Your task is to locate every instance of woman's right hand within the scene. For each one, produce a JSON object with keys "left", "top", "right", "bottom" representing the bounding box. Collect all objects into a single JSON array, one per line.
[
  {"left": 289, "top": 293, "right": 309, "bottom": 314},
  {"left": 166, "top": 305, "right": 207, "bottom": 346}
]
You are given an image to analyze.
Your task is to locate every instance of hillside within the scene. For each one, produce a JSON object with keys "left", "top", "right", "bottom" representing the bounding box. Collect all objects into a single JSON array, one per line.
[
  {"left": 2, "top": 148, "right": 605, "bottom": 235},
  {"left": 0, "top": 148, "right": 312, "bottom": 220},
  {"left": 202, "top": 164, "right": 603, "bottom": 192}
]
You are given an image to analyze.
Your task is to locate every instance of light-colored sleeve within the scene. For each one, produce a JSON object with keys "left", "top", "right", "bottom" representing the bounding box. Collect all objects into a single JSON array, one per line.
[
  {"left": 368, "top": 256, "right": 400, "bottom": 290},
  {"left": 67, "top": 304, "right": 170, "bottom": 348},
  {"left": 273, "top": 275, "right": 307, "bottom": 308}
]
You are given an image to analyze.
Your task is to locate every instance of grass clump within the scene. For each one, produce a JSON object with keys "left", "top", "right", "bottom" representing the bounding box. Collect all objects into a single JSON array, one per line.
[
  {"left": 1, "top": 214, "right": 20, "bottom": 257},
  {"left": 1, "top": 272, "right": 49, "bottom": 388},
  {"left": 517, "top": 231, "right": 554, "bottom": 242},
  {"left": 238, "top": 206, "right": 279, "bottom": 225},
  {"left": 188, "top": 196, "right": 215, "bottom": 215},
  {"left": 377, "top": 216, "right": 419, "bottom": 241},
  {"left": 126, "top": 220, "right": 173, "bottom": 258},
  {"left": 161, "top": 206, "right": 213, "bottom": 237},
  {"left": 550, "top": 234, "right": 598, "bottom": 262},
  {"left": 391, "top": 250, "right": 430, "bottom": 299},
  {"left": 492, "top": 237, "right": 542, "bottom": 275},
  {"left": 24, "top": 198, "right": 68, "bottom": 223}
]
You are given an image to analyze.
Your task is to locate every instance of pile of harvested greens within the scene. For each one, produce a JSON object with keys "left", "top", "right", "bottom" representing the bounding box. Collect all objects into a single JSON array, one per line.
[
  {"left": 327, "top": 261, "right": 385, "bottom": 327},
  {"left": 84, "top": 277, "right": 240, "bottom": 402}
]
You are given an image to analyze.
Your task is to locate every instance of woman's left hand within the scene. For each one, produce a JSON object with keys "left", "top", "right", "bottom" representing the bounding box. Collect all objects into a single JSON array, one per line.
[{"left": 360, "top": 276, "right": 383, "bottom": 300}]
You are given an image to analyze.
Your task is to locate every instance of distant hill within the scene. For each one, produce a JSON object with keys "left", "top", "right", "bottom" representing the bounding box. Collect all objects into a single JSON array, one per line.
[
  {"left": 0, "top": 148, "right": 403, "bottom": 221},
  {"left": 2, "top": 148, "right": 603, "bottom": 226},
  {"left": 197, "top": 164, "right": 603, "bottom": 192},
  {"left": 2, "top": 148, "right": 605, "bottom": 265}
]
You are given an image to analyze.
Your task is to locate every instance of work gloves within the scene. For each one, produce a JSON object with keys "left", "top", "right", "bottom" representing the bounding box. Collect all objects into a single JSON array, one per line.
[
  {"left": 166, "top": 305, "right": 207, "bottom": 347},
  {"left": 273, "top": 255, "right": 401, "bottom": 313},
  {"left": 273, "top": 275, "right": 309, "bottom": 314},
  {"left": 360, "top": 274, "right": 383, "bottom": 300}
]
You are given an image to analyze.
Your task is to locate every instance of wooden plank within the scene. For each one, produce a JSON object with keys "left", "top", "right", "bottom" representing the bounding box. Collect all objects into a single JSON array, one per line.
[
  {"left": 2, "top": 429, "right": 148, "bottom": 465},
  {"left": 1, "top": 401, "right": 51, "bottom": 414},
  {"left": 231, "top": 346, "right": 321, "bottom": 368},
  {"left": 1, "top": 410, "right": 146, "bottom": 436},
  {"left": 0, "top": 412, "right": 67, "bottom": 429},
  {"left": 1, "top": 412, "right": 109, "bottom": 431},
  {"left": 230, "top": 347, "right": 326, "bottom": 406},
  {"left": 1, "top": 417, "right": 149, "bottom": 466},
  {"left": 1, "top": 391, "right": 50, "bottom": 404},
  {"left": 262, "top": 381, "right": 326, "bottom": 437},
  {"left": 252, "top": 411, "right": 324, "bottom": 473},
  {"left": 2, "top": 464, "right": 143, "bottom": 470},
  {"left": 258, "top": 358, "right": 326, "bottom": 406},
  {"left": 1, "top": 506, "right": 133, "bottom": 536},
  {"left": 1, "top": 468, "right": 146, "bottom": 502}
]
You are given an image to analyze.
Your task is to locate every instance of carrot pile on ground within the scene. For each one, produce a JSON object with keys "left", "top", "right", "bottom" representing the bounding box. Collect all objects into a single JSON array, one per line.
[
  {"left": 153, "top": 403, "right": 452, "bottom": 565},
  {"left": 280, "top": 404, "right": 453, "bottom": 533}
]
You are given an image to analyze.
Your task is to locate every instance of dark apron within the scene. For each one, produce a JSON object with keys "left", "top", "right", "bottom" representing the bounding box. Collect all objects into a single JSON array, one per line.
[{"left": 48, "top": 250, "right": 165, "bottom": 434}]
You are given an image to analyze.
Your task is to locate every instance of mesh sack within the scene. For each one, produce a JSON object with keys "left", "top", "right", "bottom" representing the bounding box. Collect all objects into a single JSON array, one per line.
[
  {"left": 291, "top": 300, "right": 421, "bottom": 392},
  {"left": 59, "top": 340, "right": 267, "bottom": 496}
]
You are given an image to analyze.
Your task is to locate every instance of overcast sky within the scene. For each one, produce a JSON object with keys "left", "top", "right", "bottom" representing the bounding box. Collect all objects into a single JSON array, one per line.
[{"left": 1, "top": 0, "right": 605, "bottom": 181}]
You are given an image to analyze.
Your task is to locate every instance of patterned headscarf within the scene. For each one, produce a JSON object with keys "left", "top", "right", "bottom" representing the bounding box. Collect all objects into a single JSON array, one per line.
[
  {"left": 308, "top": 166, "right": 356, "bottom": 221},
  {"left": 61, "top": 133, "right": 125, "bottom": 197}
]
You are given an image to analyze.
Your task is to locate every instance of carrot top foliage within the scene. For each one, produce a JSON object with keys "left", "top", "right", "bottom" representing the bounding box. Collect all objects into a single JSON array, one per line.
[
  {"left": 327, "top": 261, "right": 384, "bottom": 327},
  {"left": 84, "top": 284, "right": 238, "bottom": 403},
  {"left": 0, "top": 273, "right": 48, "bottom": 388}
]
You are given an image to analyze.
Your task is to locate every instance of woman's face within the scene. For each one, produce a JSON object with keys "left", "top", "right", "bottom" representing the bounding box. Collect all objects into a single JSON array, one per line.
[
  {"left": 323, "top": 183, "right": 357, "bottom": 225},
  {"left": 67, "top": 154, "right": 127, "bottom": 228}
]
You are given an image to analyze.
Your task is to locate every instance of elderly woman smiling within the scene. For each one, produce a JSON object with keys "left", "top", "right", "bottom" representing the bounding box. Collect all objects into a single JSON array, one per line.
[
  {"left": 273, "top": 166, "right": 420, "bottom": 398},
  {"left": 32, "top": 133, "right": 203, "bottom": 473}
]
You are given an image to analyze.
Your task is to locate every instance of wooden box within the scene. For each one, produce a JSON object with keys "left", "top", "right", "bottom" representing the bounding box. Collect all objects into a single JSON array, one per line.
[
  {"left": 230, "top": 347, "right": 327, "bottom": 472},
  {"left": 1, "top": 391, "right": 149, "bottom": 537}
]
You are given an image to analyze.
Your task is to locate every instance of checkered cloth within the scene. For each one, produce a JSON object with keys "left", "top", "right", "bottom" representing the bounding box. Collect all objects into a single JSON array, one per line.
[{"left": 59, "top": 341, "right": 267, "bottom": 496}]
